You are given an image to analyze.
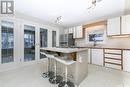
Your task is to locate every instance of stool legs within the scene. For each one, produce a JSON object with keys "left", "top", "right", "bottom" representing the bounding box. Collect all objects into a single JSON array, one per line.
[
  {"left": 49, "top": 59, "right": 63, "bottom": 84},
  {"left": 58, "top": 65, "right": 75, "bottom": 87},
  {"left": 49, "top": 59, "right": 57, "bottom": 84},
  {"left": 42, "top": 58, "right": 49, "bottom": 78},
  {"left": 65, "top": 65, "right": 68, "bottom": 83}
]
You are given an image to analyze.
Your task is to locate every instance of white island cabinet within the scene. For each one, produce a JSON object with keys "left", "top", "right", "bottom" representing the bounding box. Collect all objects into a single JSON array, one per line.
[
  {"left": 123, "top": 50, "right": 130, "bottom": 72},
  {"left": 40, "top": 47, "right": 88, "bottom": 86}
]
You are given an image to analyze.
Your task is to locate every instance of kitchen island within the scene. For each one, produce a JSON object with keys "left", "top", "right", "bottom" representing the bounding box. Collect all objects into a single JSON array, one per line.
[{"left": 40, "top": 47, "right": 88, "bottom": 86}]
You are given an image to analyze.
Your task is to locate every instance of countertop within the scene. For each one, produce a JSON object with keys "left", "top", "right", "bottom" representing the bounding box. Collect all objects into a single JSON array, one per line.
[
  {"left": 77, "top": 45, "right": 130, "bottom": 50},
  {"left": 40, "top": 47, "right": 88, "bottom": 53}
]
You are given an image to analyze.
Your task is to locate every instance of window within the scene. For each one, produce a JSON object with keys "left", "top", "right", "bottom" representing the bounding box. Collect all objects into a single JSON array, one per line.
[
  {"left": 1, "top": 21, "right": 14, "bottom": 64},
  {"left": 24, "top": 25, "right": 35, "bottom": 62},
  {"left": 89, "top": 33, "right": 103, "bottom": 42},
  {"left": 52, "top": 31, "right": 56, "bottom": 47}
]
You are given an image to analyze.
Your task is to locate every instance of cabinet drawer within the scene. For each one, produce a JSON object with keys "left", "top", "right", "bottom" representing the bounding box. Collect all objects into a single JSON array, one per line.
[
  {"left": 105, "top": 63, "right": 121, "bottom": 70},
  {"left": 105, "top": 54, "right": 121, "bottom": 59},
  {"left": 105, "top": 59, "right": 121, "bottom": 64},
  {"left": 104, "top": 49, "right": 123, "bottom": 70},
  {"left": 105, "top": 49, "right": 121, "bottom": 54}
]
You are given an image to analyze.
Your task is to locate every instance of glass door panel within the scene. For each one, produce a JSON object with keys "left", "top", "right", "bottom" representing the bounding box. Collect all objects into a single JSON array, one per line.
[
  {"left": 24, "top": 25, "right": 35, "bottom": 62},
  {"left": 52, "top": 31, "right": 56, "bottom": 47},
  {"left": 1, "top": 21, "right": 14, "bottom": 64},
  {"left": 40, "top": 28, "right": 47, "bottom": 59}
]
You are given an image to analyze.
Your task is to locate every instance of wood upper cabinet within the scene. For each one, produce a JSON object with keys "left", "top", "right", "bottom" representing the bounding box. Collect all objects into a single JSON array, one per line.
[
  {"left": 121, "top": 15, "right": 130, "bottom": 35},
  {"left": 107, "top": 17, "right": 121, "bottom": 36}
]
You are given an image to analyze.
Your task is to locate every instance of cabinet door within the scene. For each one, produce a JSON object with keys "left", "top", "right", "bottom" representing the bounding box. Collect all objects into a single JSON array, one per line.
[
  {"left": 91, "top": 49, "right": 103, "bottom": 66},
  {"left": 121, "top": 15, "right": 130, "bottom": 34},
  {"left": 73, "top": 27, "right": 76, "bottom": 38},
  {"left": 123, "top": 50, "right": 130, "bottom": 72},
  {"left": 88, "top": 49, "right": 91, "bottom": 64},
  {"left": 76, "top": 26, "right": 83, "bottom": 38},
  {"left": 73, "top": 26, "right": 83, "bottom": 38},
  {"left": 107, "top": 17, "right": 121, "bottom": 36},
  {"left": 68, "top": 28, "right": 73, "bottom": 34},
  {"left": 64, "top": 29, "right": 68, "bottom": 34}
]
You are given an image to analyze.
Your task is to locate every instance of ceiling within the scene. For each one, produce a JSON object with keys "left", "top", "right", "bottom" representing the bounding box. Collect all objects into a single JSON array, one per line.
[{"left": 15, "top": 0, "right": 125, "bottom": 27}]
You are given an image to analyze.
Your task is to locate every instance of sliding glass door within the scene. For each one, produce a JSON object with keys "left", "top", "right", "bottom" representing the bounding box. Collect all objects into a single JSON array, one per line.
[
  {"left": 40, "top": 28, "right": 47, "bottom": 59},
  {"left": 24, "top": 25, "right": 35, "bottom": 62},
  {"left": 1, "top": 21, "right": 14, "bottom": 64}
]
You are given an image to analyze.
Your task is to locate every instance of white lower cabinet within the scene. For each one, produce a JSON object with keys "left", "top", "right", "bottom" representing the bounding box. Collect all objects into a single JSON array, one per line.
[
  {"left": 104, "top": 49, "right": 123, "bottom": 70},
  {"left": 89, "top": 48, "right": 130, "bottom": 72},
  {"left": 88, "top": 49, "right": 91, "bottom": 64},
  {"left": 91, "top": 49, "right": 103, "bottom": 66},
  {"left": 123, "top": 50, "right": 130, "bottom": 72}
]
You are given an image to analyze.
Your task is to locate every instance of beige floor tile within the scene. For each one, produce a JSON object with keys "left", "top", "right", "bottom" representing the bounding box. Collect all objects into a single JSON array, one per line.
[{"left": 0, "top": 63, "right": 130, "bottom": 87}]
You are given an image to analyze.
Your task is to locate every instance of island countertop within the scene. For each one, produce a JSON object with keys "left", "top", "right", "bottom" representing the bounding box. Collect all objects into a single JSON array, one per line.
[{"left": 40, "top": 47, "right": 88, "bottom": 53}]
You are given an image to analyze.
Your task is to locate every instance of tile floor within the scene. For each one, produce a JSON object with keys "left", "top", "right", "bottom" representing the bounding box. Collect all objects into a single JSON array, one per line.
[{"left": 0, "top": 63, "right": 130, "bottom": 87}]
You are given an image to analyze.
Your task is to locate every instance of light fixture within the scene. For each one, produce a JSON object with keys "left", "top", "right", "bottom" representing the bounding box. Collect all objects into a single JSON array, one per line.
[
  {"left": 87, "top": 0, "right": 102, "bottom": 10},
  {"left": 108, "top": 35, "right": 130, "bottom": 38},
  {"left": 55, "top": 16, "right": 62, "bottom": 24}
]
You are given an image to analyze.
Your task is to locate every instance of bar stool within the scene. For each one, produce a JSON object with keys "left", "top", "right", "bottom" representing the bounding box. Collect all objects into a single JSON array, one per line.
[
  {"left": 55, "top": 57, "right": 75, "bottom": 87},
  {"left": 48, "top": 53, "right": 63, "bottom": 84},
  {"left": 40, "top": 51, "right": 55, "bottom": 78}
]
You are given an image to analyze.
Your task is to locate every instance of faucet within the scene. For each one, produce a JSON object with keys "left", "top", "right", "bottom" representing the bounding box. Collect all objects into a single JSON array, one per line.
[{"left": 93, "top": 35, "right": 97, "bottom": 47}]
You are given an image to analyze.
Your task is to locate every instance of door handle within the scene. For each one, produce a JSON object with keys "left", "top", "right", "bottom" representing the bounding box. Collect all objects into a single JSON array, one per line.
[{"left": 35, "top": 44, "right": 40, "bottom": 46}]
